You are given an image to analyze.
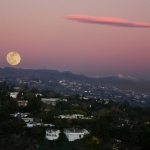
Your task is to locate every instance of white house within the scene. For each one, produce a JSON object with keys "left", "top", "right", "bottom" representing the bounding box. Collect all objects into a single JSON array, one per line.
[
  {"left": 10, "top": 112, "right": 29, "bottom": 118},
  {"left": 20, "top": 113, "right": 29, "bottom": 118},
  {"left": 26, "top": 122, "right": 36, "bottom": 128},
  {"left": 57, "top": 114, "right": 92, "bottom": 119},
  {"left": 41, "top": 98, "right": 67, "bottom": 106},
  {"left": 73, "top": 114, "right": 84, "bottom": 119},
  {"left": 63, "top": 114, "right": 84, "bottom": 119},
  {"left": 22, "top": 117, "right": 34, "bottom": 123},
  {"left": 13, "top": 87, "right": 21, "bottom": 91},
  {"left": 9, "top": 92, "right": 18, "bottom": 99},
  {"left": 64, "top": 128, "right": 85, "bottom": 142},
  {"left": 43, "top": 124, "right": 55, "bottom": 127},
  {"left": 35, "top": 93, "right": 43, "bottom": 97},
  {"left": 45, "top": 129, "right": 60, "bottom": 140},
  {"left": 59, "top": 115, "right": 74, "bottom": 119}
]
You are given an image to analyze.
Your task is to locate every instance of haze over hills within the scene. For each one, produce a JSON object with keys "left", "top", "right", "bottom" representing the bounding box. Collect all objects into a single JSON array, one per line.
[{"left": 0, "top": 67, "right": 150, "bottom": 93}]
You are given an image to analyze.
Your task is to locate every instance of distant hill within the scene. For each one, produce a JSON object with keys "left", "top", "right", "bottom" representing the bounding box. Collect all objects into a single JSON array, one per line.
[
  {"left": 0, "top": 67, "right": 90, "bottom": 82},
  {"left": 0, "top": 67, "right": 150, "bottom": 93}
]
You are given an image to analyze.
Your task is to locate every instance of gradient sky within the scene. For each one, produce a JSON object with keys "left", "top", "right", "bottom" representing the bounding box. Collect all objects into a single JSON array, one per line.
[{"left": 0, "top": 0, "right": 150, "bottom": 79}]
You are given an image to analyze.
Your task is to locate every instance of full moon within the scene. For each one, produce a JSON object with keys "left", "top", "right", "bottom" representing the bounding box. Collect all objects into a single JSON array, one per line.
[{"left": 6, "top": 52, "right": 21, "bottom": 65}]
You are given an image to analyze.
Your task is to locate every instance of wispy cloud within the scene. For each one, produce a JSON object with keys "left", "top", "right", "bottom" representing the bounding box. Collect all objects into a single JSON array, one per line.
[{"left": 63, "top": 15, "right": 150, "bottom": 28}]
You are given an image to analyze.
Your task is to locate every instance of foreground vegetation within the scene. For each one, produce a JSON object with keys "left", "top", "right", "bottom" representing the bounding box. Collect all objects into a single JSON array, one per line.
[{"left": 1, "top": 82, "right": 150, "bottom": 149}]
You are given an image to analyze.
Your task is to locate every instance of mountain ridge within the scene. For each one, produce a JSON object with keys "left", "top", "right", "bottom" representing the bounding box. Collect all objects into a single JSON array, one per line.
[{"left": 0, "top": 67, "right": 150, "bottom": 93}]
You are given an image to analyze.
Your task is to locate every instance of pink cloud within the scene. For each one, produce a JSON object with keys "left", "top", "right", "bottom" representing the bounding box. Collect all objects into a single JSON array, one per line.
[{"left": 63, "top": 15, "right": 150, "bottom": 28}]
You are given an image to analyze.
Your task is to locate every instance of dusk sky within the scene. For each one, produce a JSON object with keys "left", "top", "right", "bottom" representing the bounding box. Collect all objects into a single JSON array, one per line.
[{"left": 1, "top": 0, "right": 150, "bottom": 79}]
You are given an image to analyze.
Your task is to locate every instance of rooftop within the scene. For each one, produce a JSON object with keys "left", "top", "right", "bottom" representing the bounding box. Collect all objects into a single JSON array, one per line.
[{"left": 64, "top": 128, "right": 84, "bottom": 133}]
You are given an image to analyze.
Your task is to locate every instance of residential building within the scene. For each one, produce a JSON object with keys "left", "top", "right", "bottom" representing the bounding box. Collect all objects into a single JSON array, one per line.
[
  {"left": 57, "top": 114, "right": 92, "bottom": 119},
  {"left": 9, "top": 92, "right": 18, "bottom": 98},
  {"left": 17, "top": 100, "right": 28, "bottom": 106},
  {"left": 41, "top": 98, "right": 67, "bottom": 106},
  {"left": 64, "top": 128, "right": 88, "bottom": 142},
  {"left": 22, "top": 118, "right": 34, "bottom": 123},
  {"left": 35, "top": 93, "right": 43, "bottom": 97},
  {"left": 58, "top": 114, "right": 84, "bottom": 119},
  {"left": 45, "top": 129, "right": 60, "bottom": 140}
]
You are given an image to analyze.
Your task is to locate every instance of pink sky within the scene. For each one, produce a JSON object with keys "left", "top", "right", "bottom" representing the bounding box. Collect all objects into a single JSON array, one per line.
[{"left": 0, "top": 0, "right": 150, "bottom": 79}]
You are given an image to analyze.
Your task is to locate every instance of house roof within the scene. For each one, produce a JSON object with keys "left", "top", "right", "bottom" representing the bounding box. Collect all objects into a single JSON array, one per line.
[
  {"left": 46, "top": 129, "right": 59, "bottom": 133},
  {"left": 64, "top": 128, "right": 84, "bottom": 133}
]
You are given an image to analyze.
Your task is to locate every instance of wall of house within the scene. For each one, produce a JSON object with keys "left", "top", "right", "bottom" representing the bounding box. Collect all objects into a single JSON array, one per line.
[
  {"left": 10, "top": 92, "right": 18, "bottom": 98},
  {"left": 46, "top": 130, "right": 60, "bottom": 140},
  {"left": 22, "top": 118, "right": 34, "bottom": 122},
  {"left": 65, "top": 133, "right": 84, "bottom": 142},
  {"left": 46, "top": 134, "right": 59, "bottom": 140}
]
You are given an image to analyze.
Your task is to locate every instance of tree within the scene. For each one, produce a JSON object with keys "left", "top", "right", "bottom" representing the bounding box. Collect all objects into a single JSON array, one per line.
[
  {"left": 66, "top": 119, "right": 72, "bottom": 125},
  {"left": 84, "top": 134, "right": 101, "bottom": 148},
  {"left": 123, "top": 100, "right": 130, "bottom": 108},
  {"left": 27, "top": 93, "right": 42, "bottom": 114}
]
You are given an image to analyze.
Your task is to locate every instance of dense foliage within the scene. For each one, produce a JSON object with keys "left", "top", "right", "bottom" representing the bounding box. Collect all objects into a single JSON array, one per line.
[{"left": 1, "top": 82, "right": 150, "bottom": 149}]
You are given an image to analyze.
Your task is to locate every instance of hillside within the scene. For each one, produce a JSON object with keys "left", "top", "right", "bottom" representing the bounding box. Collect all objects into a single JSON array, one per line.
[{"left": 0, "top": 67, "right": 150, "bottom": 93}]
